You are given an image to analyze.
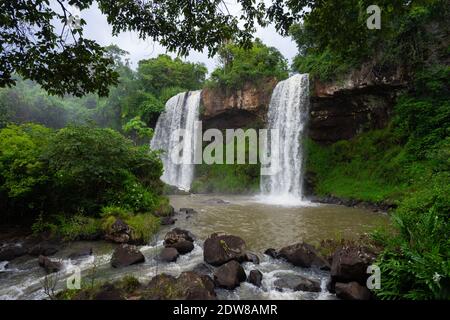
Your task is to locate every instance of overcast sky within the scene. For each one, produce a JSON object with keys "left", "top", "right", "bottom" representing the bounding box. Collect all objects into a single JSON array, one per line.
[{"left": 77, "top": 3, "right": 298, "bottom": 72}]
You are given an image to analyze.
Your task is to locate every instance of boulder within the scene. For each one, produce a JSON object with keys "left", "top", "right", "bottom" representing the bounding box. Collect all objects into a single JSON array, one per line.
[
  {"left": 203, "top": 233, "right": 247, "bottom": 266},
  {"left": 144, "top": 272, "right": 216, "bottom": 300},
  {"left": 245, "top": 252, "right": 260, "bottom": 264},
  {"left": 164, "top": 228, "right": 195, "bottom": 254},
  {"left": 214, "top": 260, "right": 247, "bottom": 289},
  {"left": 274, "top": 274, "right": 321, "bottom": 293},
  {"left": 28, "top": 242, "right": 59, "bottom": 256},
  {"left": 0, "top": 244, "right": 27, "bottom": 261},
  {"left": 248, "top": 270, "right": 263, "bottom": 287},
  {"left": 160, "top": 216, "right": 176, "bottom": 225},
  {"left": 38, "top": 255, "right": 62, "bottom": 274},
  {"left": 179, "top": 208, "right": 196, "bottom": 214},
  {"left": 335, "top": 282, "right": 371, "bottom": 300},
  {"left": 331, "top": 246, "right": 376, "bottom": 286},
  {"left": 159, "top": 247, "right": 179, "bottom": 263},
  {"left": 68, "top": 247, "right": 93, "bottom": 260},
  {"left": 105, "top": 218, "right": 131, "bottom": 244},
  {"left": 264, "top": 248, "right": 279, "bottom": 259},
  {"left": 278, "top": 242, "right": 330, "bottom": 270},
  {"left": 192, "top": 263, "right": 214, "bottom": 276},
  {"left": 111, "top": 244, "right": 145, "bottom": 268}
]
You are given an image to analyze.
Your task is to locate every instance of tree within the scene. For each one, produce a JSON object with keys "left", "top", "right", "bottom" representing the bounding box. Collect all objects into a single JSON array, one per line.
[{"left": 0, "top": 0, "right": 310, "bottom": 97}]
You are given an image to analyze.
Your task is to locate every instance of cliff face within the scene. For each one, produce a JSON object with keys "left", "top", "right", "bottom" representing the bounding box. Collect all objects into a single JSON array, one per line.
[
  {"left": 308, "top": 63, "right": 407, "bottom": 143},
  {"left": 200, "top": 78, "right": 277, "bottom": 130},
  {"left": 200, "top": 66, "right": 407, "bottom": 143}
]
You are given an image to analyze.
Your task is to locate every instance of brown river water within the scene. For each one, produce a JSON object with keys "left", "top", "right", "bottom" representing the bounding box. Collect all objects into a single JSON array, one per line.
[{"left": 0, "top": 194, "right": 389, "bottom": 300}]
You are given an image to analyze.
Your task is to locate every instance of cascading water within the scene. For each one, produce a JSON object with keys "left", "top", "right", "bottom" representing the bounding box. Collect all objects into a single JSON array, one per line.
[
  {"left": 260, "top": 74, "right": 310, "bottom": 205},
  {"left": 150, "top": 90, "right": 201, "bottom": 191}
]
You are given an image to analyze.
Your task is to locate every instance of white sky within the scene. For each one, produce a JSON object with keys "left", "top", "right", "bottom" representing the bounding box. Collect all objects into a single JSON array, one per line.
[{"left": 78, "top": 3, "right": 298, "bottom": 72}]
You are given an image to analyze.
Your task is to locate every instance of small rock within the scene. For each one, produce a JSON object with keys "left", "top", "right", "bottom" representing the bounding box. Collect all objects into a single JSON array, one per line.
[
  {"left": 245, "top": 252, "right": 260, "bottom": 264},
  {"left": 111, "top": 244, "right": 145, "bottom": 268},
  {"left": 278, "top": 242, "right": 330, "bottom": 270},
  {"left": 159, "top": 247, "right": 179, "bottom": 263},
  {"left": 331, "top": 246, "right": 376, "bottom": 286},
  {"left": 335, "top": 282, "right": 371, "bottom": 300},
  {"left": 274, "top": 274, "right": 321, "bottom": 293},
  {"left": 164, "top": 228, "right": 195, "bottom": 255},
  {"left": 203, "top": 233, "right": 247, "bottom": 266},
  {"left": 248, "top": 270, "right": 263, "bottom": 287},
  {"left": 170, "top": 239, "right": 194, "bottom": 254},
  {"left": 93, "top": 284, "right": 125, "bottom": 300},
  {"left": 214, "top": 260, "right": 247, "bottom": 290},
  {"left": 38, "top": 255, "right": 62, "bottom": 274},
  {"left": 179, "top": 208, "right": 196, "bottom": 214},
  {"left": 160, "top": 216, "right": 176, "bottom": 225},
  {"left": 264, "top": 248, "right": 278, "bottom": 259},
  {"left": 192, "top": 263, "right": 214, "bottom": 276}
]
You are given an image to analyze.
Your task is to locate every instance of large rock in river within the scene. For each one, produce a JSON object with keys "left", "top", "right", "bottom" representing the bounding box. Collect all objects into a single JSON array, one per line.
[
  {"left": 164, "top": 228, "right": 195, "bottom": 254},
  {"left": 105, "top": 218, "right": 132, "bottom": 244},
  {"left": 38, "top": 255, "right": 62, "bottom": 274},
  {"left": 111, "top": 244, "right": 145, "bottom": 268},
  {"left": 158, "top": 247, "right": 179, "bottom": 263},
  {"left": 144, "top": 272, "right": 216, "bottom": 300},
  {"left": 203, "top": 233, "right": 247, "bottom": 266},
  {"left": 278, "top": 242, "right": 330, "bottom": 270},
  {"left": 248, "top": 270, "right": 263, "bottom": 287},
  {"left": 331, "top": 246, "right": 376, "bottom": 286},
  {"left": 214, "top": 260, "right": 247, "bottom": 290},
  {"left": 335, "top": 281, "right": 371, "bottom": 300},
  {"left": 274, "top": 274, "right": 321, "bottom": 293}
]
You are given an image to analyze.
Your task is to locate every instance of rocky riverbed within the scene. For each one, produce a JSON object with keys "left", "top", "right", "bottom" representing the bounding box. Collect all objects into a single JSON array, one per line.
[{"left": 0, "top": 195, "right": 388, "bottom": 300}]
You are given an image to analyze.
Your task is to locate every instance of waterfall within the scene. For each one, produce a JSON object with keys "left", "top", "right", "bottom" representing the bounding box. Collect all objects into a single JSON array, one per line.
[
  {"left": 260, "top": 74, "right": 310, "bottom": 205},
  {"left": 150, "top": 90, "right": 201, "bottom": 191}
]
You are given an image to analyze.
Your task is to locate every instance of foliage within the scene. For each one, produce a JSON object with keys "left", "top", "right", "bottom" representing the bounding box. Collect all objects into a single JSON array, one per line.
[{"left": 208, "top": 39, "right": 289, "bottom": 89}]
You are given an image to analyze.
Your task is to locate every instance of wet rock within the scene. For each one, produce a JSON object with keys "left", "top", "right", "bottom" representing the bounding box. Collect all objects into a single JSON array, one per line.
[
  {"left": 179, "top": 208, "right": 196, "bottom": 214},
  {"left": 245, "top": 252, "right": 260, "bottom": 264},
  {"left": 0, "top": 244, "right": 27, "bottom": 261},
  {"left": 164, "top": 228, "right": 195, "bottom": 254},
  {"left": 331, "top": 246, "right": 376, "bottom": 286},
  {"left": 0, "top": 261, "right": 9, "bottom": 271},
  {"left": 214, "top": 260, "right": 247, "bottom": 290},
  {"left": 159, "top": 247, "right": 179, "bottom": 263},
  {"left": 28, "top": 242, "right": 59, "bottom": 257},
  {"left": 203, "top": 233, "right": 247, "bottom": 266},
  {"left": 93, "top": 284, "right": 125, "bottom": 300},
  {"left": 248, "top": 270, "right": 263, "bottom": 287},
  {"left": 160, "top": 216, "right": 176, "bottom": 225},
  {"left": 192, "top": 263, "right": 214, "bottom": 276},
  {"left": 202, "top": 198, "right": 230, "bottom": 205},
  {"left": 278, "top": 242, "right": 330, "bottom": 270},
  {"left": 335, "top": 282, "right": 371, "bottom": 300},
  {"left": 264, "top": 248, "right": 279, "bottom": 259},
  {"left": 38, "top": 255, "right": 62, "bottom": 274},
  {"left": 105, "top": 218, "right": 131, "bottom": 244},
  {"left": 144, "top": 272, "right": 216, "bottom": 300},
  {"left": 274, "top": 274, "right": 321, "bottom": 293},
  {"left": 68, "top": 247, "right": 93, "bottom": 260},
  {"left": 111, "top": 244, "right": 145, "bottom": 268}
]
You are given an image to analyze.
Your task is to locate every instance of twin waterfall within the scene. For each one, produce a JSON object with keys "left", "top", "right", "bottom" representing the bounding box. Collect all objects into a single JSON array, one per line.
[
  {"left": 260, "top": 74, "right": 310, "bottom": 204},
  {"left": 150, "top": 90, "right": 201, "bottom": 191},
  {"left": 150, "top": 74, "right": 310, "bottom": 205}
]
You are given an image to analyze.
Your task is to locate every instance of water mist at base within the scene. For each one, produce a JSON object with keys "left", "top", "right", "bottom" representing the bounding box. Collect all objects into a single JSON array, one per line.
[
  {"left": 259, "top": 74, "right": 311, "bottom": 206},
  {"left": 150, "top": 90, "right": 201, "bottom": 191}
]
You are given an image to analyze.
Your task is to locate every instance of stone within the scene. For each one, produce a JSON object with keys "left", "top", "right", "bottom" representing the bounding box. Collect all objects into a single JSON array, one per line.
[
  {"left": 28, "top": 242, "right": 59, "bottom": 256},
  {"left": 331, "top": 246, "right": 376, "bottom": 286},
  {"left": 105, "top": 218, "right": 131, "bottom": 244},
  {"left": 274, "top": 274, "right": 321, "bottom": 293},
  {"left": 214, "top": 260, "right": 247, "bottom": 290},
  {"left": 159, "top": 247, "right": 179, "bottom": 263},
  {"left": 335, "top": 282, "right": 371, "bottom": 300},
  {"left": 248, "top": 270, "right": 263, "bottom": 287},
  {"left": 170, "top": 239, "right": 194, "bottom": 255},
  {"left": 264, "top": 248, "right": 278, "bottom": 259},
  {"left": 160, "top": 216, "right": 176, "bottom": 225},
  {"left": 0, "top": 244, "right": 27, "bottom": 261},
  {"left": 203, "top": 233, "right": 247, "bottom": 266},
  {"left": 68, "top": 247, "right": 93, "bottom": 260},
  {"left": 111, "top": 244, "right": 145, "bottom": 268},
  {"left": 192, "top": 263, "right": 214, "bottom": 276},
  {"left": 278, "top": 242, "right": 330, "bottom": 270},
  {"left": 93, "top": 284, "right": 125, "bottom": 300},
  {"left": 245, "top": 252, "right": 260, "bottom": 264},
  {"left": 38, "top": 255, "right": 62, "bottom": 273}
]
